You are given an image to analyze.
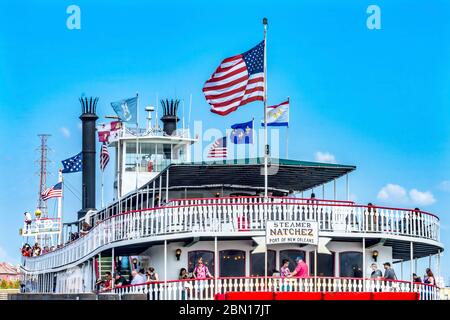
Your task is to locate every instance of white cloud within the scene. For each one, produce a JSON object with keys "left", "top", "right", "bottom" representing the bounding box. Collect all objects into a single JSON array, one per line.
[
  {"left": 438, "top": 180, "right": 450, "bottom": 192},
  {"left": 60, "top": 127, "right": 71, "bottom": 138},
  {"left": 409, "top": 189, "right": 436, "bottom": 206},
  {"left": 377, "top": 183, "right": 436, "bottom": 206},
  {"left": 377, "top": 184, "right": 409, "bottom": 204},
  {"left": 315, "top": 151, "right": 336, "bottom": 164}
]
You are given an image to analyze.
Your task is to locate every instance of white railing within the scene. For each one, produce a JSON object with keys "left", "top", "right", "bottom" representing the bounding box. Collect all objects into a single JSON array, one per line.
[
  {"left": 102, "top": 277, "right": 440, "bottom": 300},
  {"left": 22, "top": 197, "right": 440, "bottom": 272}
]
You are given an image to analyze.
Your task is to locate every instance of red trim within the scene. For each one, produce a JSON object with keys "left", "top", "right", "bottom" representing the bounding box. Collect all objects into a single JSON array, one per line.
[{"left": 98, "top": 276, "right": 439, "bottom": 294}]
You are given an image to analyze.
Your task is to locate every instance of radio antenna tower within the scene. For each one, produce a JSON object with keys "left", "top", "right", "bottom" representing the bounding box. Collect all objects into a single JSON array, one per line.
[{"left": 36, "top": 134, "right": 51, "bottom": 217}]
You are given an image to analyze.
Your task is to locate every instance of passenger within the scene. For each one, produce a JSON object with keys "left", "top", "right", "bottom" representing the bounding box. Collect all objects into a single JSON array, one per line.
[
  {"left": 104, "top": 271, "right": 113, "bottom": 289},
  {"left": 280, "top": 259, "right": 291, "bottom": 278},
  {"left": 193, "top": 257, "right": 213, "bottom": 279},
  {"left": 352, "top": 265, "right": 363, "bottom": 278},
  {"left": 370, "top": 263, "right": 383, "bottom": 279},
  {"left": 32, "top": 243, "right": 41, "bottom": 256},
  {"left": 80, "top": 222, "right": 91, "bottom": 236},
  {"left": 130, "top": 270, "right": 146, "bottom": 285},
  {"left": 288, "top": 256, "right": 309, "bottom": 278},
  {"left": 179, "top": 268, "right": 189, "bottom": 280},
  {"left": 424, "top": 268, "right": 435, "bottom": 285},
  {"left": 146, "top": 267, "right": 159, "bottom": 282},
  {"left": 114, "top": 272, "right": 128, "bottom": 287},
  {"left": 23, "top": 212, "right": 32, "bottom": 233},
  {"left": 412, "top": 273, "right": 422, "bottom": 283},
  {"left": 382, "top": 262, "right": 397, "bottom": 280}
]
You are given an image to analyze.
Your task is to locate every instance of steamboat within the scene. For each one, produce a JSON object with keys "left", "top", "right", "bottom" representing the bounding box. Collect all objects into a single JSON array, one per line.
[{"left": 18, "top": 96, "right": 444, "bottom": 300}]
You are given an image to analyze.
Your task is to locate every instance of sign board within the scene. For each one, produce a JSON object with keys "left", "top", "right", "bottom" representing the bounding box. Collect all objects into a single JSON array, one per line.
[{"left": 266, "top": 221, "right": 318, "bottom": 246}]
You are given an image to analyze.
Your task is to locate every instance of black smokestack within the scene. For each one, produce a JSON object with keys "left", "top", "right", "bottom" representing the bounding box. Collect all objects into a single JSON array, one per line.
[
  {"left": 160, "top": 98, "right": 180, "bottom": 136},
  {"left": 78, "top": 97, "right": 99, "bottom": 220}
]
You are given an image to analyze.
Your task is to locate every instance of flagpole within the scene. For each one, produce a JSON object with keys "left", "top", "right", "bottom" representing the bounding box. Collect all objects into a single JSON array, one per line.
[
  {"left": 286, "top": 97, "right": 289, "bottom": 159},
  {"left": 262, "top": 16, "right": 269, "bottom": 288},
  {"left": 57, "top": 169, "right": 63, "bottom": 245},
  {"left": 101, "top": 159, "right": 104, "bottom": 209},
  {"left": 135, "top": 92, "right": 139, "bottom": 191}
]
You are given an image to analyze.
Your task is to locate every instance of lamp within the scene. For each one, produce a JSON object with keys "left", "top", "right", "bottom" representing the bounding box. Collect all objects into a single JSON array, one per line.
[
  {"left": 372, "top": 250, "right": 379, "bottom": 262},
  {"left": 175, "top": 248, "right": 182, "bottom": 260}
]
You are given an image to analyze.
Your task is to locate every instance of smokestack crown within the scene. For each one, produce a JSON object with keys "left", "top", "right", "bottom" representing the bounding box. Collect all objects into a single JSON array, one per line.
[{"left": 160, "top": 98, "right": 180, "bottom": 136}]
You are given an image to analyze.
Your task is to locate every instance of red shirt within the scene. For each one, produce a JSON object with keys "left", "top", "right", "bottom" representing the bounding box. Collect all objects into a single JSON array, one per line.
[{"left": 294, "top": 260, "right": 309, "bottom": 278}]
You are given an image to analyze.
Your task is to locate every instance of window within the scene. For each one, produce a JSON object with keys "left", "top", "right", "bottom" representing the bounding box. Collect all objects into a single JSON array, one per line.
[
  {"left": 188, "top": 251, "right": 214, "bottom": 276},
  {"left": 309, "top": 252, "right": 335, "bottom": 277},
  {"left": 250, "top": 250, "right": 276, "bottom": 276},
  {"left": 339, "top": 252, "right": 363, "bottom": 278},
  {"left": 125, "top": 142, "right": 137, "bottom": 172},
  {"left": 279, "top": 250, "right": 306, "bottom": 274},
  {"left": 220, "top": 250, "right": 246, "bottom": 277}
]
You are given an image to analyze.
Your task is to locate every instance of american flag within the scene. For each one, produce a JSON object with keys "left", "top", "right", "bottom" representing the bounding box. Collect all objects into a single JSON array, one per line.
[
  {"left": 100, "top": 143, "right": 109, "bottom": 171},
  {"left": 203, "top": 41, "right": 265, "bottom": 116},
  {"left": 41, "top": 182, "right": 63, "bottom": 201},
  {"left": 207, "top": 137, "right": 227, "bottom": 158}
]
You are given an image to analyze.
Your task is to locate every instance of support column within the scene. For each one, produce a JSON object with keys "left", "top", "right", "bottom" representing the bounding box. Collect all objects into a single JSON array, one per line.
[
  {"left": 111, "top": 248, "right": 115, "bottom": 289},
  {"left": 152, "top": 180, "right": 155, "bottom": 208},
  {"left": 314, "top": 249, "right": 318, "bottom": 292},
  {"left": 401, "top": 260, "right": 403, "bottom": 280},
  {"left": 362, "top": 238, "right": 366, "bottom": 291},
  {"left": 346, "top": 174, "right": 349, "bottom": 201},
  {"left": 164, "top": 240, "right": 167, "bottom": 300},
  {"left": 333, "top": 179, "right": 336, "bottom": 200},
  {"left": 159, "top": 175, "right": 162, "bottom": 206},
  {"left": 214, "top": 236, "right": 218, "bottom": 295},
  {"left": 166, "top": 168, "right": 169, "bottom": 203},
  {"left": 410, "top": 242, "right": 414, "bottom": 285}
]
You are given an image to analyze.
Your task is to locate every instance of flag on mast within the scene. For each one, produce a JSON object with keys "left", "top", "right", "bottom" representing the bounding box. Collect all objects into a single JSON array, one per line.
[
  {"left": 41, "top": 182, "right": 63, "bottom": 201},
  {"left": 61, "top": 152, "right": 82, "bottom": 173},
  {"left": 262, "top": 99, "right": 289, "bottom": 127},
  {"left": 203, "top": 41, "right": 265, "bottom": 116},
  {"left": 97, "top": 121, "right": 123, "bottom": 143},
  {"left": 207, "top": 137, "right": 228, "bottom": 158},
  {"left": 111, "top": 96, "right": 138, "bottom": 124},
  {"left": 100, "top": 143, "right": 110, "bottom": 171},
  {"left": 230, "top": 120, "right": 253, "bottom": 144}
]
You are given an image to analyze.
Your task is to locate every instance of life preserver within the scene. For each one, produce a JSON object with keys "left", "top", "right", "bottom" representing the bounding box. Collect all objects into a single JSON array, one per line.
[{"left": 147, "top": 161, "right": 153, "bottom": 172}]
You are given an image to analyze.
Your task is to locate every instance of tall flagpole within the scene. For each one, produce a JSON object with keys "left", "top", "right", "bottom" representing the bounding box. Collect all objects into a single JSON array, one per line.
[
  {"left": 262, "top": 17, "right": 269, "bottom": 287},
  {"left": 286, "top": 97, "right": 290, "bottom": 159},
  {"left": 101, "top": 149, "right": 104, "bottom": 208},
  {"left": 57, "top": 169, "right": 63, "bottom": 245},
  {"left": 135, "top": 92, "right": 139, "bottom": 191},
  {"left": 263, "top": 17, "right": 268, "bottom": 198}
]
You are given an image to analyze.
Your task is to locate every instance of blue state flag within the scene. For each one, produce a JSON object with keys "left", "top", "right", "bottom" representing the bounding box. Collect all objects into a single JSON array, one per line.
[
  {"left": 262, "top": 100, "right": 289, "bottom": 127},
  {"left": 61, "top": 152, "right": 83, "bottom": 173},
  {"left": 111, "top": 96, "right": 138, "bottom": 123},
  {"left": 230, "top": 120, "right": 253, "bottom": 144}
]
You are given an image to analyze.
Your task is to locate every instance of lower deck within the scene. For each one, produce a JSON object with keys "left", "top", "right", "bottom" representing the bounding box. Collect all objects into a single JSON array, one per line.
[{"left": 21, "top": 238, "right": 442, "bottom": 299}]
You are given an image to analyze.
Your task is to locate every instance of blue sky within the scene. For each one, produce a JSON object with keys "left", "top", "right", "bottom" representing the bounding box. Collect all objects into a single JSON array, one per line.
[{"left": 1, "top": 0, "right": 450, "bottom": 283}]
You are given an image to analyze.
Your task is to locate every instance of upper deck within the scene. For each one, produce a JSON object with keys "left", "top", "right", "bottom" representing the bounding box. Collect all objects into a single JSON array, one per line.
[{"left": 21, "top": 196, "right": 442, "bottom": 273}]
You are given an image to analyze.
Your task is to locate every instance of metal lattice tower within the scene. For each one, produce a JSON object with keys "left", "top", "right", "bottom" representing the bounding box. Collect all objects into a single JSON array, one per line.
[{"left": 36, "top": 134, "right": 51, "bottom": 217}]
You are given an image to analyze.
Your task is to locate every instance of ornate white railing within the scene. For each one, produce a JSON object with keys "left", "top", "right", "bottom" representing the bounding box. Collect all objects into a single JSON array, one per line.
[
  {"left": 22, "top": 197, "right": 440, "bottom": 272},
  {"left": 101, "top": 277, "right": 440, "bottom": 300}
]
